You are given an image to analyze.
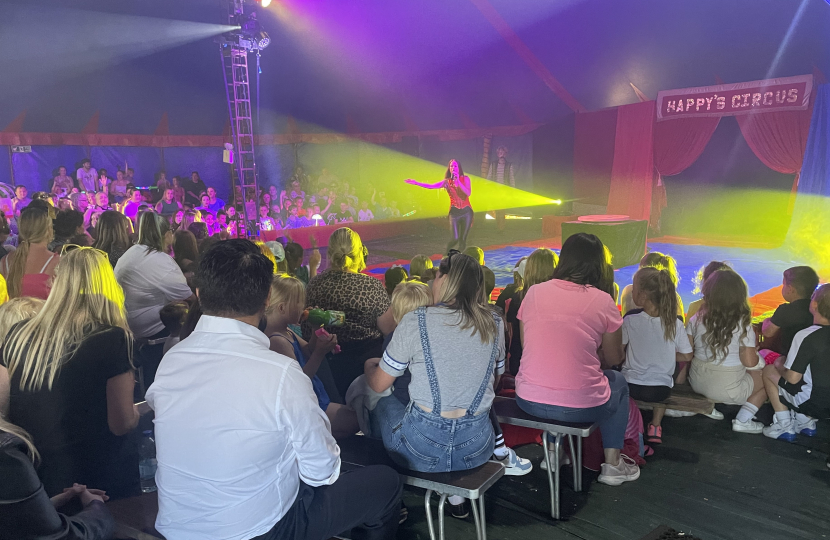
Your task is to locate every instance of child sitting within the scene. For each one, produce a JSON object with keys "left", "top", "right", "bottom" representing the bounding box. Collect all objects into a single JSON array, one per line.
[
  {"left": 408, "top": 254, "right": 433, "bottom": 283},
  {"left": 622, "top": 268, "right": 693, "bottom": 444},
  {"left": 384, "top": 266, "right": 408, "bottom": 297},
  {"left": 761, "top": 266, "right": 820, "bottom": 356},
  {"left": 620, "top": 252, "right": 684, "bottom": 317},
  {"left": 264, "top": 274, "right": 358, "bottom": 439},
  {"left": 686, "top": 261, "right": 731, "bottom": 320},
  {"left": 760, "top": 284, "right": 830, "bottom": 441}
]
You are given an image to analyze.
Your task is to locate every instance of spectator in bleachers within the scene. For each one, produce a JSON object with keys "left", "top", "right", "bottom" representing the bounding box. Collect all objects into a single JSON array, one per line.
[
  {"left": 0, "top": 208, "right": 59, "bottom": 300},
  {"left": 285, "top": 205, "right": 311, "bottom": 229},
  {"left": 51, "top": 166, "right": 75, "bottom": 198},
  {"left": 154, "top": 172, "right": 170, "bottom": 201},
  {"left": 463, "top": 246, "right": 485, "bottom": 265},
  {"left": 516, "top": 233, "right": 639, "bottom": 486},
  {"left": 204, "top": 212, "right": 220, "bottom": 236},
  {"left": 121, "top": 188, "right": 143, "bottom": 224},
  {"left": 206, "top": 186, "right": 225, "bottom": 213},
  {"left": 12, "top": 185, "right": 31, "bottom": 215},
  {"left": 114, "top": 212, "right": 193, "bottom": 389},
  {"left": 317, "top": 167, "right": 338, "bottom": 188},
  {"left": 91, "top": 190, "right": 111, "bottom": 212},
  {"left": 125, "top": 168, "right": 136, "bottom": 184},
  {"left": 147, "top": 239, "right": 402, "bottom": 540},
  {"left": 687, "top": 269, "right": 766, "bottom": 433},
  {"left": 358, "top": 200, "right": 375, "bottom": 222},
  {"left": 374, "top": 195, "right": 391, "bottom": 220},
  {"left": 303, "top": 228, "right": 395, "bottom": 398},
  {"left": 293, "top": 196, "right": 308, "bottom": 217},
  {"left": 76, "top": 159, "right": 97, "bottom": 193},
  {"left": 69, "top": 192, "right": 90, "bottom": 214},
  {"left": 259, "top": 204, "right": 281, "bottom": 232},
  {"left": 284, "top": 242, "right": 320, "bottom": 286},
  {"left": 280, "top": 178, "right": 305, "bottom": 208},
  {"left": 180, "top": 209, "right": 201, "bottom": 232},
  {"left": 331, "top": 201, "right": 354, "bottom": 224},
  {"left": 155, "top": 188, "right": 182, "bottom": 217},
  {"left": 761, "top": 266, "right": 820, "bottom": 356},
  {"left": 0, "top": 248, "right": 140, "bottom": 499},
  {"left": 195, "top": 193, "right": 211, "bottom": 214},
  {"left": 267, "top": 184, "right": 279, "bottom": 203},
  {"left": 96, "top": 169, "right": 111, "bottom": 194},
  {"left": 170, "top": 176, "right": 185, "bottom": 206},
  {"left": 187, "top": 222, "right": 209, "bottom": 244},
  {"left": 92, "top": 211, "right": 132, "bottom": 268},
  {"left": 388, "top": 200, "right": 401, "bottom": 218},
  {"left": 409, "top": 254, "right": 434, "bottom": 283},
  {"left": 184, "top": 171, "right": 206, "bottom": 206},
  {"left": 173, "top": 229, "right": 199, "bottom": 280},
  {"left": 48, "top": 210, "right": 85, "bottom": 253},
  {"left": 110, "top": 170, "right": 130, "bottom": 204}
]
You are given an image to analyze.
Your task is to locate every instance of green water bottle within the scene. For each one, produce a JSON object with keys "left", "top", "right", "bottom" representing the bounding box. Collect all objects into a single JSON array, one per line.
[{"left": 304, "top": 308, "right": 346, "bottom": 327}]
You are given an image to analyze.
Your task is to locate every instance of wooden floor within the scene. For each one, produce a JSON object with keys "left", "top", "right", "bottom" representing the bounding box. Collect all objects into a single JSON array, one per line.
[{"left": 395, "top": 405, "right": 830, "bottom": 540}]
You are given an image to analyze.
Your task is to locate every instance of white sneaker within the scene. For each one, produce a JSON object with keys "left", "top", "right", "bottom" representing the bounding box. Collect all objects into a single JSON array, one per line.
[
  {"left": 539, "top": 451, "right": 570, "bottom": 471},
  {"left": 732, "top": 418, "right": 764, "bottom": 434},
  {"left": 704, "top": 409, "right": 724, "bottom": 420},
  {"left": 763, "top": 417, "right": 797, "bottom": 441},
  {"left": 597, "top": 454, "right": 640, "bottom": 486},
  {"left": 794, "top": 415, "right": 817, "bottom": 437},
  {"left": 665, "top": 409, "right": 696, "bottom": 418},
  {"left": 492, "top": 448, "right": 533, "bottom": 476}
]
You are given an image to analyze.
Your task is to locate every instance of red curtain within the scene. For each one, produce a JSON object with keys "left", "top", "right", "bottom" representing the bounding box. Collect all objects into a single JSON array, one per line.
[
  {"left": 607, "top": 101, "right": 655, "bottom": 221},
  {"left": 573, "top": 108, "right": 618, "bottom": 206},
  {"left": 735, "top": 109, "right": 812, "bottom": 175}
]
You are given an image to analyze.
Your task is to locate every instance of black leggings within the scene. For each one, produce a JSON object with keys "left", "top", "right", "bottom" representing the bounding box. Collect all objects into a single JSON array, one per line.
[
  {"left": 628, "top": 383, "right": 671, "bottom": 403},
  {"left": 447, "top": 206, "right": 474, "bottom": 253}
]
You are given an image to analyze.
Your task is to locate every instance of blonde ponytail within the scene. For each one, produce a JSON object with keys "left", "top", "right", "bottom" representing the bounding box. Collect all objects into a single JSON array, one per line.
[
  {"left": 327, "top": 227, "right": 364, "bottom": 272},
  {"left": 7, "top": 209, "right": 54, "bottom": 299}
]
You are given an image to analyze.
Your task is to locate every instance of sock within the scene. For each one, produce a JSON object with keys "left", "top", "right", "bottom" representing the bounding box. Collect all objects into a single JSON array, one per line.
[
  {"left": 493, "top": 436, "right": 509, "bottom": 459},
  {"left": 775, "top": 410, "right": 794, "bottom": 426},
  {"left": 794, "top": 412, "right": 813, "bottom": 425},
  {"left": 448, "top": 495, "right": 465, "bottom": 505},
  {"left": 736, "top": 403, "right": 759, "bottom": 423}
]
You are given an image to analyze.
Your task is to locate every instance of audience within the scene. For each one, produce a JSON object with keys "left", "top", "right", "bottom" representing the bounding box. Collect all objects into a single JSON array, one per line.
[
  {"left": 516, "top": 233, "right": 639, "bottom": 486},
  {"left": 409, "top": 254, "right": 434, "bottom": 283},
  {"left": 0, "top": 248, "right": 139, "bottom": 498},
  {"left": 147, "top": 239, "right": 402, "bottom": 540},
  {"left": 622, "top": 267, "right": 694, "bottom": 444},
  {"left": 114, "top": 212, "right": 193, "bottom": 389},
  {"left": 463, "top": 246, "right": 485, "bottom": 266},
  {"left": 92, "top": 211, "right": 133, "bottom": 268},
  {"left": 284, "top": 242, "right": 320, "bottom": 285},
  {"left": 173, "top": 229, "right": 200, "bottom": 279},
  {"left": 687, "top": 269, "right": 766, "bottom": 433},
  {"left": 384, "top": 266, "right": 408, "bottom": 297},
  {"left": 620, "top": 252, "right": 684, "bottom": 317},
  {"left": 303, "top": 228, "right": 395, "bottom": 399},
  {"left": 761, "top": 266, "right": 820, "bottom": 356},
  {"left": 0, "top": 208, "right": 60, "bottom": 300},
  {"left": 687, "top": 261, "right": 731, "bottom": 320}
]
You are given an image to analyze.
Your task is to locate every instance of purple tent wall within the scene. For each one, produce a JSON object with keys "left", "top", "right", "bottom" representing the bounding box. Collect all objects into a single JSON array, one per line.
[
  {"left": 256, "top": 145, "right": 296, "bottom": 192},
  {"left": 163, "top": 147, "right": 232, "bottom": 201},
  {"left": 11, "top": 146, "right": 88, "bottom": 192},
  {"left": 89, "top": 147, "right": 162, "bottom": 188},
  {"left": 0, "top": 149, "right": 11, "bottom": 187}
]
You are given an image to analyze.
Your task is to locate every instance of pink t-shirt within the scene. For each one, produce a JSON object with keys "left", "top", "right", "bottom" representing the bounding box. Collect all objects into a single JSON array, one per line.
[{"left": 516, "top": 279, "right": 623, "bottom": 408}]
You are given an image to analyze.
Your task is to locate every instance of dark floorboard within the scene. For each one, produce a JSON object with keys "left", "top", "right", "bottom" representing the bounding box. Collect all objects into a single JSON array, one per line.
[{"left": 395, "top": 404, "right": 830, "bottom": 540}]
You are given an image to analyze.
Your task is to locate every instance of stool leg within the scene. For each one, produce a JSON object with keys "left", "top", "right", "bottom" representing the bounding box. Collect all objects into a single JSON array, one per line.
[
  {"left": 424, "top": 490, "right": 437, "bottom": 540},
  {"left": 479, "top": 495, "right": 487, "bottom": 540},
  {"left": 437, "top": 494, "right": 448, "bottom": 540},
  {"left": 543, "top": 432, "right": 557, "bottom": 520},
  {"left": 576, "top": 435, "right": 583, "bottom": 492},
  {"left": 470, "top": 495, "right": 483, "bottom": 540},
  {"left": 553, "top": 433, "right": 562, "bottom": 519},
  {"left": 568, "top": 434, "right": 580, "bottom": 492}
]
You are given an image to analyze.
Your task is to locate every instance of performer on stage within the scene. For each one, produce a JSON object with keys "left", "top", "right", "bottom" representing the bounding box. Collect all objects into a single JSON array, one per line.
[{"left": 406, "top": 159, "right": 473, "bottom": 252}]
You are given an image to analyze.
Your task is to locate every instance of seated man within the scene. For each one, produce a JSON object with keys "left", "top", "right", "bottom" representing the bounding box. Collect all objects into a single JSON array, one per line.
[
  {"left": 761, "top": 266, "right": 820, "bottom": 356},
  {"left": 761, "top": 284, "right": 830, "bottom": 441},
  {"left": 147, "top": 239, "right": 401, "bottom": 540}
]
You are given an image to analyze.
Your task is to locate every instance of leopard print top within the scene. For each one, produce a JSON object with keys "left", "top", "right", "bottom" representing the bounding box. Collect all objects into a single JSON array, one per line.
[{"left": 301, "top": 270, "right": 391, "bottom": 343}]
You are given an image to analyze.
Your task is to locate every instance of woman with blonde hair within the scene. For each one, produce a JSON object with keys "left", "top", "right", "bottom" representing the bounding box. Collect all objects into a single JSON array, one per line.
[
  {"left": 115, "top": 212, "right": 193, "bottom": 390},
  {"left": 0, "top": 207, "right": 60, "bottom": 299},
  {"left": 303, "top": 227, "right": 395, "bottom": 398},
  {"left": 0, "top": 248, "right": 141, "bottom": 498},
  {"left": 0, "top": 297, "right": 44, "bottom": 347},
  {"left": 92, "top": 210, "right": 133, "bottom": 267},
  {"left": 409, "top": 254, "right": 433, "bottom": 282}
]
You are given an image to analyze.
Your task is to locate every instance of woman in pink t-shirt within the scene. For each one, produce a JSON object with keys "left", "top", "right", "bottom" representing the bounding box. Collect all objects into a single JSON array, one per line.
[{"left": 516, "top": 233, "right": 640, "bottom": 486}]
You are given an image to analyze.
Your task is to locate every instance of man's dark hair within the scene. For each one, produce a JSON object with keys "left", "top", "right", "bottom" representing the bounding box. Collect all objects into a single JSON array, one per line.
[
  {"left": 784, "top": 266, "right": 820, "bottom": 298},
  {"left": 196, "top": 239, "right": 273, "bottom": 317},
  {"left": 14, "top": 185, "right": 26, "bottom": 192},
  {"left": 54, "top": 209, "right": 84, "bottom": 239}
]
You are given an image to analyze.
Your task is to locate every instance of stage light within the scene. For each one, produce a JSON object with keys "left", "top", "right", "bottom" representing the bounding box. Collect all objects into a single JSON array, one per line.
[
  {"left": 550, "top": 199, "right": 562, "bottom": 205},
  {"left": 261, "top": 0, "right": 272, "bottom": 7}
]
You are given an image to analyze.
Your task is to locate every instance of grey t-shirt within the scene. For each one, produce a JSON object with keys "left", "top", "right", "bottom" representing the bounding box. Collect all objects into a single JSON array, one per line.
[{"left": 381, "top": 306, "right": 505, "bottom": 415}]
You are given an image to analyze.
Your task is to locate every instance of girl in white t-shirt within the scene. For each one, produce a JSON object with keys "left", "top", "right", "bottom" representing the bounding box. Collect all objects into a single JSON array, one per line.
[
  {"left": 622, "top": 267, "right": 693, "bottom": 444},
  {"left": 686, "top": 269, "right": 767, "bottom": 434}
]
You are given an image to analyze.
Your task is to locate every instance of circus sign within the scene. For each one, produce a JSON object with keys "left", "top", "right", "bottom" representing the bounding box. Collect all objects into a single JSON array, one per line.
[{"left": 656, "top": 74, "right": 812, "bottom": 120}]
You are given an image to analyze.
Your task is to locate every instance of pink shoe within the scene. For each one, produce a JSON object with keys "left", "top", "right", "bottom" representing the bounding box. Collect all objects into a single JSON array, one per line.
[{"left": 646, "top": 424, "right": 662, "bottom": 444}]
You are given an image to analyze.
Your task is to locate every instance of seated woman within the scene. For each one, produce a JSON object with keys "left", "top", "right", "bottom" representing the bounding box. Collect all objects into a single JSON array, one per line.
[
  {"left": 620, "top": 252, "right": 684, "bottom": 317},
  {"left": 0, "top": 417, "right": 115, "bottom": 540},
  {"left": 0, "top": 248, "right": 140, "bottom": 498},
  {"left": 622, "top": 267, "right": 693, "bottom": 444},
  {"left": 516, "top": 233, "right": 640, "bottom": 486},
  {"left": 365, "top": 252, "right": 505, "bottom": 515},
  {"left": 0, "top": 208, "right": 60, "bottom": 300},
  {"left": 303, "top": 228, "right": 395, "bottom": 399},
  {"left": 408, "top": 254, "right": 433, "bottom": 283},
  {"left": 686, "top": 269, "right": 767, "bottom": 434}
]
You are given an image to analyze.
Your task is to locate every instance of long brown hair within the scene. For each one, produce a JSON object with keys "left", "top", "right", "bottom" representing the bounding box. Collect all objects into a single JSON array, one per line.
[
  {"left": 635, "top": 267, "right": 678, "bottom": 341},
  {"left": 7, "top": 208, "right": 54, "bottom": 298},
  {"left": 93, "top": 211, "right": 132, "bottom": 258},
  {"left": 698, "top": 270, "right": 751, "bottom": 361}
]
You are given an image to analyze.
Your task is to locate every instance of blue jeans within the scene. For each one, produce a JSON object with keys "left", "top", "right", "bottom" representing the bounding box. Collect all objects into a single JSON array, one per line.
[
  {"left": 516, "top": 370, "right": 629, "bottom": 450},
  {"left": 370, "top": 395, "right": 495, "bottom": 473}
]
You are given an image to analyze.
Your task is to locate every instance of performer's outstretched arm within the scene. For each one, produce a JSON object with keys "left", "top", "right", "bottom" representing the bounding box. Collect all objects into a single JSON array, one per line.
[{"left": 405, "top": 178, "right": 445, "bottom": 189}]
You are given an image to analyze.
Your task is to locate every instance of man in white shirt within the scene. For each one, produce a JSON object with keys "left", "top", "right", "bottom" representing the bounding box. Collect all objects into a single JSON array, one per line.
[
  {"left": 76, "top": 158, "right": 97, "bottom": 192},
  {"left": 146, "top": 239, "right": 401, "bottom": 540}
]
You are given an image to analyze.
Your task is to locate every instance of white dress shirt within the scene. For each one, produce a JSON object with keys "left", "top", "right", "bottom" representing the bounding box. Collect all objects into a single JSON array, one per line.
[
  {"left": 114, "top": 245, "right": 192, "bottom": 338},
  {"left": 146, "top": 315, "right": 341, "bottom": 540}
]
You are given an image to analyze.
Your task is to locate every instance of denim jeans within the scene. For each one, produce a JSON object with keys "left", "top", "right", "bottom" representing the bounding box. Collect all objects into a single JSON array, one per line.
[
  {"left": 370, "top": 396, "right": 495, "bottom": 473},
  {"left": 516, "top": 370, "right": 629, "bottom": 449}
]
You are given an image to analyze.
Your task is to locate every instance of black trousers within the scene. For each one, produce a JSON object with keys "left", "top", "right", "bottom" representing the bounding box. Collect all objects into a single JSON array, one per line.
[
  {"left": 253, "top": 465, "right": 402, "bottom": 540},
  {"left": 329, "top": 339, "right": 384, "bottom": 402},
  {"left": 628, "top": 383, "right": 671, "bottom": 403},
  {"left": 447, "top": 206, "right": 474, "bottom": 253}
]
